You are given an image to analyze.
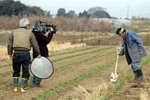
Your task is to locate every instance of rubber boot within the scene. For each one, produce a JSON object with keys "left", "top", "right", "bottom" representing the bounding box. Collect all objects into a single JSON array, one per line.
[
  {"left": 131, "top": 65, "right": 138, "bottom": 80},
  {"left": 134, "top": 71, "right": 138, "bottom": 80},
  {"left": 13, "top": 77, "right": 19, "bottom": 92},
  {"left": 133, "top": 69, "right": 143, "bottom": 83},
  {"left": 20, "top": 78, "right": 28, "bottom": 93}
]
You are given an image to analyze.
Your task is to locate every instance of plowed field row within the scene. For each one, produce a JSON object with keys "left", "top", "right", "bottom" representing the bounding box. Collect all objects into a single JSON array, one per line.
[
  {"left": 0, "top": 46, "right": 114, "bottom": 100},
  {"left": 0, "top": 46, "right": 149, "bottom": 100}
]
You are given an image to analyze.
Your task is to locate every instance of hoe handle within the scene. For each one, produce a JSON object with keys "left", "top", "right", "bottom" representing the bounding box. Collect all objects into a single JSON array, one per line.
[{"left": 114, "top": 47, "right": 121, "bottom": 75}]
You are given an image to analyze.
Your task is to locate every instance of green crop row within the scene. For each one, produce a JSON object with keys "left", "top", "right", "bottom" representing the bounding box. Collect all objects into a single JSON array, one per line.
[
  {"left": 0, "top": 46, "right": 114, "bottom": 94},
  {"left": 0, "top": 46, "right": 113, "bottom": 77},
  {"left": 36, "top": 49, "right": 150, "bottom": 100},
  {"left": 0, "top": 46, "right": 111, "bottom": 69},
  {"left": 51, "top": 46, "right": 113, "bottom": 62},
  {"left": 36, "top": 57, "right": 125, "bottom": 100},
  {"left": 54, "top": 51, "right": 115, "bottom": 73}
]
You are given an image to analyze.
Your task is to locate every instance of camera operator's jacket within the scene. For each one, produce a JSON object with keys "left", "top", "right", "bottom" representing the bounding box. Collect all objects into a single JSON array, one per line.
[
  {"left": 32, "top": 31, "right": 53, "bottom": 58},
  {"left": 7, "top": 28, "right": 40, "bottom": 55},
  {"left": 119, "top": 31, "right": 147, "bottom": 64}
]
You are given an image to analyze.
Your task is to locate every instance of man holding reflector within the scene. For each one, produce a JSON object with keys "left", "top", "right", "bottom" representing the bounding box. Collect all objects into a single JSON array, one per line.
[{"left": 31, "top": 20, "right": 56, "bottom": 87}]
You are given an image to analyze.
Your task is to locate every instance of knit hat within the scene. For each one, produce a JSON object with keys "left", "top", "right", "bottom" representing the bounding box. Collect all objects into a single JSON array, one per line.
[{"left": 19, "top": 18, "right": 30, "bottom": 27}]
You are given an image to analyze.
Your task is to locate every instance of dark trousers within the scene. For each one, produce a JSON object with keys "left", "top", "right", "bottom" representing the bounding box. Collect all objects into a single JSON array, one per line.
[{"left": 12, "top": 53, "right": 31, "bottom": 79}]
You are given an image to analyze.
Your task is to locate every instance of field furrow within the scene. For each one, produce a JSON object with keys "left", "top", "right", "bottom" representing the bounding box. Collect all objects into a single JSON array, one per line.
[
  {"left": 0, "top": 45, "right": 149, "bottom": 100},
  {"left": 0, "top": 46, "right": 116, "bottom": 100}
]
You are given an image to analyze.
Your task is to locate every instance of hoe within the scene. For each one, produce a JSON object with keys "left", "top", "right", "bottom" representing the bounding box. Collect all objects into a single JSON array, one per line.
[{"left": 110, "top": 47, "right": 121, "bottom": 82}]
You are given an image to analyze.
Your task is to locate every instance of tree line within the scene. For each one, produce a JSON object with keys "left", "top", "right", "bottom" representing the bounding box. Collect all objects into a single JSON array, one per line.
[
  {"left": 0, "top": 0, "right": 111, "bottom": 18},
  {"left": 0, "top": 0, "right": 44, "bottom": 16}
]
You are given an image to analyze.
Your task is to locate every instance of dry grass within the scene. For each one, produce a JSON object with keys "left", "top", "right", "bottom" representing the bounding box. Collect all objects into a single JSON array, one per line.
[
  {"left": 140, "top": 89, "right": 149, "bottom": 100},
  {"left": 0, "top": 16, "right": 114, "bottom": 32},
  {"left": 0, "top": 41, "right": 86, "bottom": 60},
  {"left": 0, "top": 30, "right": 11, "bottom": 34},
  {"left": 132, "top": 20, "right": 150, "bottom": 26},
  {"left": 139, "top": 79, "right": 150, "bottom": 100},
  {"left": 48, "top": 41, "right": 86, "bottom": 52},
  {"left": 0, "top": 45, "right": 9, "bottom": 60},
  {"left": 74, "top": 80, "right": 113, "bottom": 100}
]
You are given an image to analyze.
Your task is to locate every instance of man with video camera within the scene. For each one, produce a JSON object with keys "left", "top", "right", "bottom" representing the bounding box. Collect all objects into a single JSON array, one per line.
[{"left": 32, "top": 20, "right": 56, "bottom": 87}]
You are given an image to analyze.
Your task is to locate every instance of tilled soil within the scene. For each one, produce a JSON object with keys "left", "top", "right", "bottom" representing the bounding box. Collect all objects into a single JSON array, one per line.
[
  {"left": 0, "top": 31, "right": 150, "bottom": 100},
  {"left": 0, "top": 46, "right": 115, "bottom": 99},
  {"left": 49, "top": 47, "right": 150, "bottom": 100},
  {"left": 0, "top": 45, "right": 150, "bottom": 100}
]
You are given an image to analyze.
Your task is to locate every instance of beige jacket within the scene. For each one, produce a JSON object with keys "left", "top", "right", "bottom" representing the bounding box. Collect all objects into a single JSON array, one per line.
[{"left": 7, "top": 28, "right": 40, "bottom": 55}]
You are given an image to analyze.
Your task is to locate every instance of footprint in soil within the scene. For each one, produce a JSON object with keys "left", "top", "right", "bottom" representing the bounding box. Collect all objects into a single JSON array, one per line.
[{"left": 130, "top": 83, "right": 145, "bottom": 88}]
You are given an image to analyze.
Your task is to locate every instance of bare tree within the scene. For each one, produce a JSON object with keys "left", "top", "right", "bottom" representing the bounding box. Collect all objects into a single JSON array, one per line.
[
  {"left": 92, "top": 11, "right": 110, "bottom": 18},
  {"left": 67, "top": 10, "right": 77, "bottom": 18},
  {"left": 57, "top": 8, "right": 66, "bottom": 17},
  {"left": 87, "top": 6, "right": 106, "bottom": 15}
]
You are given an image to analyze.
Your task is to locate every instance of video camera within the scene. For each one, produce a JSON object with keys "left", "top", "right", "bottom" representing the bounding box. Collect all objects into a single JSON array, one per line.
[{"left": 32, "top": 20, "right": 57, "bottom": 34}]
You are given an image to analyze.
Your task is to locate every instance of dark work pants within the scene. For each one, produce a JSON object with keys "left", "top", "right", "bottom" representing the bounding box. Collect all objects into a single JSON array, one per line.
[{"left": 12, "top": 53, "right": 31, "bottom": 80}]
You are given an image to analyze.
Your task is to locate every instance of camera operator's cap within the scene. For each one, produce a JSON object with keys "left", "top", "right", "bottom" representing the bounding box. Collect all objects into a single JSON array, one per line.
[{"left": 19, "top": 18, "right": 30, "bottom": 27}]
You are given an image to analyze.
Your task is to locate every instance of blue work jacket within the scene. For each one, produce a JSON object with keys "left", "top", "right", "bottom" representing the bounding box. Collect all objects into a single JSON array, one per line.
[{"left": 119, "top": 31, "right": 147, "bottom": 64}]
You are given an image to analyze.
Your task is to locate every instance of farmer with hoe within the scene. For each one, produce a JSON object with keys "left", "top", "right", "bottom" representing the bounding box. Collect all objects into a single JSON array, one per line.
[
  {"left": 7, "top": 18, "right": 41, "bottom": 93},
  {"left": 116, "top": 28, "right": 147, "bottom": 83}
]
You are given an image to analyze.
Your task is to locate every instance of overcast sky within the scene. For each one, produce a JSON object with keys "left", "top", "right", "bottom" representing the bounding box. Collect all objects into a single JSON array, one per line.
[{"left": 15, "top": 0, "right": 150, "bottom": 19}]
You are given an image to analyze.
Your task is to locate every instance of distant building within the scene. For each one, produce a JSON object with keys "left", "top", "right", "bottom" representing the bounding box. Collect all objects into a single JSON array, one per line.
[
  {"left": 92, "top": 18, "right": 132, "bottom": 28},
  {"left": 112, "top": 19, "right": 132, "bottom": 28}
]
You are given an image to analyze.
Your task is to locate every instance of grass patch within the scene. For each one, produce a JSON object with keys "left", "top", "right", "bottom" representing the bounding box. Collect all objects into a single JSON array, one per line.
[{"left": 139, "top": 25, "right": 150, "bottom": 28}]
